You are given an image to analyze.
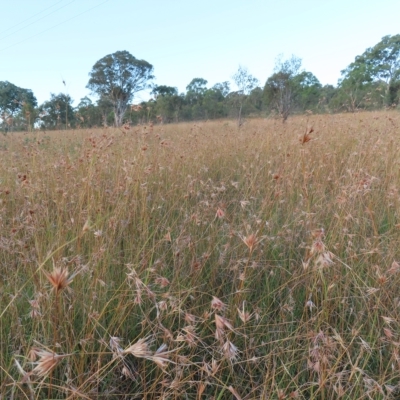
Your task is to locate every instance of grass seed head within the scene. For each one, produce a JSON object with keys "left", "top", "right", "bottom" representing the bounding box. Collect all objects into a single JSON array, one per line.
[
  {"left": 44, "top": 264, "right": 73, "bottom": 295},
  {"left": 31, "top": 349, "right": 61, "bottom": 377},
  {"left": 211, "top": 296, "right": 226, "bottom": 311},
  {"left": 222, "top": 339, "right": 240, "bottom": 361},
  {"left": 242, "top": 233, "right": 257, "bottom": 252},
  {"left": 123, "top": 337, "right": 153, "bottom": 358}
]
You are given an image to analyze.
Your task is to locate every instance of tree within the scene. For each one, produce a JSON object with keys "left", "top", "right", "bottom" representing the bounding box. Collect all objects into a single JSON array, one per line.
[
  {"left": 0, "top": 81, "right": 37, "bottom": 131},
  {"left": 14, "top": 101, "right": 39, "bottom": 132},
  {"left": 96, "top": 96, "right": 115, "bottom": 126},
  {"left": 150, "top": 87, "right": 182, "bottom": 123},
  {"left": 341, "top": 35, "right": 400, "bottom": 106},
  {"left": 203, "top": 86, "right": 228, "bottom": 119},
  {"left": 232, "top": 66, "right": 259, "bottom": 125},
  {"left": 291, "top": 71, "right": 322, "bottom": 112},
  {"left": 87, "top": 50, "right": 154, "bottom": 127},
  {"left": 75, "top": 97, "right": 103, "bottom": 127},
  {"left": 246, "top": 87, "right": 264, "bottom": 113},
  {"left": 319, "top": 84, "right": 337, "bottom": 112},
  {"left": 212, "top": 81, "right": 231, "bottom": 97},
  {"left": 186, "top": 78, "right": 208, "bottom": 105},
  {"left": 151, "top": 85, "right": 178, "bottom": 98},
  {"left": 39, "top": 93, "right": 75, "bottom": 130},
  {"left": 263, "top": 55, "right": 302, "bottom": 122}
]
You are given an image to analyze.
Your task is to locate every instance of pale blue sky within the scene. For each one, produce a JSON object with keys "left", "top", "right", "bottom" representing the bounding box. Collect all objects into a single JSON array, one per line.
[{"left": 1, "top": 0, "right": 400, "bottom": 106}]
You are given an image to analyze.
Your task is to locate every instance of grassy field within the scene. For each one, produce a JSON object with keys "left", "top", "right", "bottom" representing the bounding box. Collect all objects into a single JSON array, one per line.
[{"left": 1, "top": 112, "right": 400, "bottom": 399}]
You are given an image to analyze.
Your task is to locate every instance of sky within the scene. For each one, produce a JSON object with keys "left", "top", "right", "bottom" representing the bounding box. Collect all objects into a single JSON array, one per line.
[{"left": 1, "top": 0, "right": 400, "bottom": 106}]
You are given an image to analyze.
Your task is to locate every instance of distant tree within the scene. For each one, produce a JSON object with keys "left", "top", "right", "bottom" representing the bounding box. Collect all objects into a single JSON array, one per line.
[
  {"left": 96, "top": 96, "right": 115, "bottom": 126},
  {"left": 336, "top": 56, "right": 376, "bottom": 112},
  {"left": 0, "top": 81, "right": 37, "bottom": 131},
  {"left": 151, "top": 85, "right": 178, "bottom": 98},
  {"left": 13, "top": 101, "right": 39, "bottom": 132},
  {"left": 291, "top": 71, "right": 322, "bottom": 112},
  {"left": 246, "top": 87, "right": 264, "bottom": 113},
  {"left": 341, "top": 35, "right": 400, "bottom": 106},
  {"left": 334, "top": 49, "right": 390, "bottom": 113},
  {"left": 232, "top": 66, "right": 259, "bottom": 125},
  {"left": 263, "top": 55, "right": 303, "bottom": 122},
  {"left": 203, "top": 86, "right": 228, "bottom": 119},
  {"left": 77, "top": 96, "right": 93, "bottom": 109},
  {"left": 159, "top": 97, "right": 183, "bottom": 123},
  {"left": 212, "top": 81, "right": 231, "bottom": 97},
  {"left": 319, "top": 84, "right": 337, "bottom": 111},
  {"left": 186, "top": 78, "right": 208, "bottom": 105},
  {"left": 39, "top": 93, "right": 75, "bottom": 130},
  {"left": 75, "top": 96, "right": 103, "bottom": 127},
  {"left": 87, "top": 50, "right": 154, "bottom": 127}
]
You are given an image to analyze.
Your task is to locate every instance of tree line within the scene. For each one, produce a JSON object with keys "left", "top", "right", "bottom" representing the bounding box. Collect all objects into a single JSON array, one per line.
[{"left": 1, "top": 34, "right": 400, "bottom": 131}]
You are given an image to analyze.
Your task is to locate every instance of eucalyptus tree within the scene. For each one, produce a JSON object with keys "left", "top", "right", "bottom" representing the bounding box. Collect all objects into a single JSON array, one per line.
[
  {"left": 0, "top": 81, "right": 37, "bottom": 130},
  {"left": 263, "top": 55, "right": 302, "bottom": 122},
  {"left": 339, "top": 35, "right": 400, "bottom": 107},
  {"left": 151, "top": 85, "right": 182, "bottom": 122},
  {"left": 39, "top": 93, "right": 75, "bottom": 130},
  {"left": 87, "top": 50, "right": 154, "bottom": 127},
  {"left": 232, "top": 66, "right": 259, "bottom": 125},
  {"left": 185, "top": 78, "right": 208, "bottom": 105}
]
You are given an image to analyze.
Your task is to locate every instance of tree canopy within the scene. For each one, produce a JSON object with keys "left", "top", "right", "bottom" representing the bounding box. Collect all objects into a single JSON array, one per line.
[
  {"left": 0, "top": 81, "right": 37, "bottom": 131},
  {"left": 7, "top": 35, "right": 400, "bottom": 131},
  {"left": 0, "top": 81, "right": 37, "bottom": 116},
  {"left": 151, "top": 85, "right": 178, "bottom": 98},
  {"left": 39, "top": 93, "right": 75, "bottom": 130},
  {"left": 87, "top": 50, "right": 154, "bottom": 126},
  {"left": 232, "top": 66, "right": 259, "bottom": 125},
  {"left": 340, "top": 34, "right": 400, "bottom": 106},
  {"left": 264, "top": 55, "right": 302, "bottom": 121}
]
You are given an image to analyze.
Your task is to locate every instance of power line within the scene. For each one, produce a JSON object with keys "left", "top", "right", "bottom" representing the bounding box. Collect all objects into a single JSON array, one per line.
[
  {"left": 0, "top": 0, "right": 110, "bottom": 52},
  {"left": 0, "top": 0, "right": 78, "bottom": 42},
  {"left": 0, "top": 0, "right": 65, "bottom": 36}
]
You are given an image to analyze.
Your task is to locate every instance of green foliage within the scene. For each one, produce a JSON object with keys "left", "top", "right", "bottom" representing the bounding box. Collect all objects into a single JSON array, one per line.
[
  {"left": 185, "top": 78, "right": 208, "bottom": 105},
  {"left": 96, "top": 96, "right": 115, "bottom": 126},
  {"left": 149, "top": 86, "right": 182, "bottom": 122},
  {"left": 232, "top": 66, "right": 259, "bottom": 124},
  {"left": 75, "top": 96, "right": 104, "bottom": 128},
  {"left": 340, "top": 34, "right": 400, "bottom": 107},
  {"left": 291, "top": 71, "right": 322, "bottom": 111},
  {"left": 151, "top": 85, "right": 178, "bottom": 98},
  {"left": 318, "top": 84, "right": 337, "bottom": 112},
  {"left": 264, "top": 56, "right": 324, "bottom": 119},
  {"left": 232, "top": 66, "right": 259, "bottom": 96},
  {"left": 39, "top": 93, "right": 76, "bottom": 130},
  {"left": 136, "top": 76, "right": 263, "bottom": 124},
  {"left": 263, "top": 55, "right": 320, "bottom": 121},
  {"left": 212, "top": 81, "right": 230, "bottom": 97},
  {"left": 246, "top": 87, "right": 263, "bottom": 112},
  {"left": 8, "top": 35, "right": 400, "bottom": 133},
  {"left": 0, "top": 81, "right": 37, "bottom": 131},
  {"left": 87, "top": 50, "right": 154, "bottom": 127},
  {"left": 155, "top": 94, "right": 183, "bottom": 123},
  {"left": 203, "top": 86, "right": 227, "bottom": 119}
]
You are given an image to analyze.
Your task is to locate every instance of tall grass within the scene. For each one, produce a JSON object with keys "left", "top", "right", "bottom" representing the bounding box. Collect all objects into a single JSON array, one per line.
[{"left": 1, "top": 113, "right": 400, "bottom": 399}]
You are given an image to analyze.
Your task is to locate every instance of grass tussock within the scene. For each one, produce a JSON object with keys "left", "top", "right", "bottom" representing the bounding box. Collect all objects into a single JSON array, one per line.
[{"left": 1, "top": 113, "right": 400, "bottom": 399}]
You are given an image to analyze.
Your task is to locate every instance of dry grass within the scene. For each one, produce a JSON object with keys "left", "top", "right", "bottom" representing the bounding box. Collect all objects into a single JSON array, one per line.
[{"left": 1, "top": 112, "right": 400, "bottom": 398}]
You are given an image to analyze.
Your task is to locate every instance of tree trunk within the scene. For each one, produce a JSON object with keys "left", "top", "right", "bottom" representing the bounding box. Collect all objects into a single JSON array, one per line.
[
  {"left": 237, "top": 103, "right": 243, "bottom": 127},
  {"left": 114, "top": 107, "right": 124, "bottom": 127}
]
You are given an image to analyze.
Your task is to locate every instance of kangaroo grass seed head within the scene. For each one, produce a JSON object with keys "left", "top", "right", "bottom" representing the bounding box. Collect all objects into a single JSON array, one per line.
[
  {"left": 123, "top": 337, "right": 153, "bottom": 358},
  {"left": 30, "top": 348, "right": 64, "bottom": 377},
  {"left": 44, "top": 266, "right": 72, "bottom": 295},
  {"left": 211, "top": 296, "right": 226, "bottom": 311},
  {"left": 242, "top": 233, "right": 257, "bottom": 252}
]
